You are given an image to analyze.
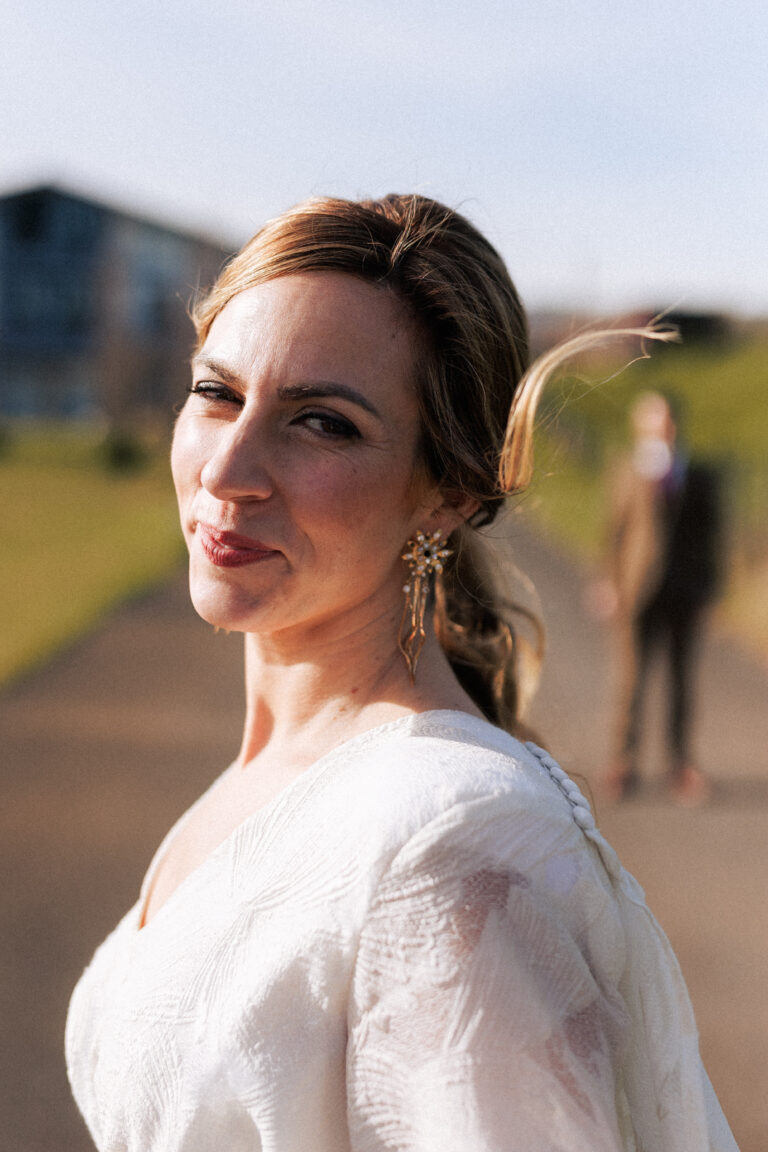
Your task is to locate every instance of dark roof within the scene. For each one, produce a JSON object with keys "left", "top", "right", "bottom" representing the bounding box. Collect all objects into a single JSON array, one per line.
[{"left": 0, "top": 181, "right": 234, "bottom": 255}]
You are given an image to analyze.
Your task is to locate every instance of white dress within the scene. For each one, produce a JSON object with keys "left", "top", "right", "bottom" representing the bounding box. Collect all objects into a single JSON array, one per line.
[{"left": 66, "top": 710, "right": 738, "bottom": 1151}]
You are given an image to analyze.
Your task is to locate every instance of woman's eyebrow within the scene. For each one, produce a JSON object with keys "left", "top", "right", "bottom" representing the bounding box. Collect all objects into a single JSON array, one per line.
[
  {"left": 190, "top": 355, "right": 243, "bottom": 388},
  {"left": 191, "top": 358, "right": 381, "bottom": 419},
  {"left": 277, "top": 382, "right": 381, "bottom": 419}
]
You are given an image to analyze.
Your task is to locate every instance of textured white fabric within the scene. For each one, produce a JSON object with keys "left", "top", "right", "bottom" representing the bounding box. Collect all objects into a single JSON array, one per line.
[{"left": 66, "top": 710, "right": 738, "bottom": 1151}]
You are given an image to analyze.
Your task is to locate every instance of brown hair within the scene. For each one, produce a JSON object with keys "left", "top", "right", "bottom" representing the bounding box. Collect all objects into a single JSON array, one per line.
[{"left": 193, "top": 194, "right": 673, "bottom": 733}]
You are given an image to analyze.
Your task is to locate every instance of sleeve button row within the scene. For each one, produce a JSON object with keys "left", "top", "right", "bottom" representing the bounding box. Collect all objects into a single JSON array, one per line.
[
  {"left": 525, "top": 742, "right": 595, "bottom": 832},
  {"left": 571, "top": 805, "right": 596, "bottom": 831}
]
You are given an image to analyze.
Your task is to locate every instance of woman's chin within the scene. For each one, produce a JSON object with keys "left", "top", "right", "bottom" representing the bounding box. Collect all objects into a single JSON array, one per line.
[{"left": 187, "top": 579, "right": 266, "bottom": 634}]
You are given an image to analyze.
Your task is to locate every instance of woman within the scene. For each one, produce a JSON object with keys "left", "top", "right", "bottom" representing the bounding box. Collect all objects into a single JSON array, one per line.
[{"left": 66, "top": 195, "right": 738, "bottom": 1150}]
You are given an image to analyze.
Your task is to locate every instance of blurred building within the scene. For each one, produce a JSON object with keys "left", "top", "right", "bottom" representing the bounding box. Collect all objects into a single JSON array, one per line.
[{"left": 0, "top": 184, "right": 231, "bottom": 423}]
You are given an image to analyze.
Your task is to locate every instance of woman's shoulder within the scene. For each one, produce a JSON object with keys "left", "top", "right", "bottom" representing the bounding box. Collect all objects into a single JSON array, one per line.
[
  {"left": 348, "top": 709, "right": 546, "bottom": 795},
  {"left": 320, "top": 710, "right": 568, "bottom": 861}
]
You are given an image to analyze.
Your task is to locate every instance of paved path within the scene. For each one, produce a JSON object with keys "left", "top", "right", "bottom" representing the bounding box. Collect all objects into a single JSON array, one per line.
[{"left": 2, "top": 518, "right": 765, "bottom": 1150}]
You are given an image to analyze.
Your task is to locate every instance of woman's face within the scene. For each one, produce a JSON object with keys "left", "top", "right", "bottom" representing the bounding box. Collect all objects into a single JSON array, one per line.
[{"left": 172, "top": 271, "right": 448, "bottom": 642}]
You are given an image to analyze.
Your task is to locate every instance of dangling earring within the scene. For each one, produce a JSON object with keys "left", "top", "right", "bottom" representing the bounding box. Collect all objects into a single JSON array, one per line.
[{"left": 399, "top": 529, "right": 452, "bottom": 681}]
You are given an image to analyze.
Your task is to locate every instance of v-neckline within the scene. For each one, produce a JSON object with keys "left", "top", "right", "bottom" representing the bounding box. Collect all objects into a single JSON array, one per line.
[{"left": 134, "top": 710, "right": 486, "bottom": 935}]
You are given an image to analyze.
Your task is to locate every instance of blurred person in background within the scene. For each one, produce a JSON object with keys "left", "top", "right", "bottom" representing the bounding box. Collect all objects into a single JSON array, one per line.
[
  {"left": 600, "top": 391, "right": 722, "bottom": 803},
  {"left": 66, "top": 196, "right": 736, "bottom": 1151}
]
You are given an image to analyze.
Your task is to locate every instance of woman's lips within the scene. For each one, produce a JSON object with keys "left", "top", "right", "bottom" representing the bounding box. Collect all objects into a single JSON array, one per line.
[{"left": 197, "top": 525, "right": 279, "bottom": 568}]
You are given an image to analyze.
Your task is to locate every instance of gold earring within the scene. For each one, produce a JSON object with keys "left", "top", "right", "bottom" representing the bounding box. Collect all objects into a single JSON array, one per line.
[{"left": 398, "top": 530, "right": 452, "bottom": 681}]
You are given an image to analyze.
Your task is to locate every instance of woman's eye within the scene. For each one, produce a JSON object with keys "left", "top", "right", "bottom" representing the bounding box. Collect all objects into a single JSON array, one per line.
[
  {"left": 296, "top": 411, "right": 360, "bottom": 440},
  {"left": 186, "top": 381, "right": 242, "bottom": 405}
]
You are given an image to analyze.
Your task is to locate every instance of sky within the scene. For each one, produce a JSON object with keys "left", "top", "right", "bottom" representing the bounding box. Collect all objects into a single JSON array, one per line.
[{"left": 1, "top": 0, "right": 766, "bottom": 314}]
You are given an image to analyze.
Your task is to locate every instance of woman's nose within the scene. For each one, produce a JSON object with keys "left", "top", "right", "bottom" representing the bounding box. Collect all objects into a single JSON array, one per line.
[{"left": 200, "top": 419, "right": 274, "bottom": 502}]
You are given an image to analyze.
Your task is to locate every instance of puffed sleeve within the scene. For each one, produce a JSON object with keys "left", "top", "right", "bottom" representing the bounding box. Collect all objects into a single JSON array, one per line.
[{"left": 346, "top": 794, "right": 630, "bottom": 1152}]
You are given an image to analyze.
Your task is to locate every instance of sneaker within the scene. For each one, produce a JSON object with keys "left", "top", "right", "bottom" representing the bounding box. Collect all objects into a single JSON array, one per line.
[
  {"left": 670, "top": 764, "right": 712, "bottom": 807},
  {"left": 602, "top": 762, "right": 640, "bottom": 804}
]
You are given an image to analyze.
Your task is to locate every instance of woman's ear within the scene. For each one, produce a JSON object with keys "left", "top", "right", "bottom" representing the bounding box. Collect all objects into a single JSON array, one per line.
[{"left": 426, "top": 488, "right": 481, "bottom": 538}]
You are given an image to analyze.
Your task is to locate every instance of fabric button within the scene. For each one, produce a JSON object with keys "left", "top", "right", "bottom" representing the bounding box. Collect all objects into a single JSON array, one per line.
[
  {"left": 572, "top": 805, "right": 595, "bottom": 831},
  {"left": 548, "top": 764, "right": 567, "bottom": 782}
]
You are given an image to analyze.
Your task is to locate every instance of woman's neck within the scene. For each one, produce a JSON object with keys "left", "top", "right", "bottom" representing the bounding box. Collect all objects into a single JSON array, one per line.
[{"left": 236, "top": 612, "right": 481, "bottom": 770}]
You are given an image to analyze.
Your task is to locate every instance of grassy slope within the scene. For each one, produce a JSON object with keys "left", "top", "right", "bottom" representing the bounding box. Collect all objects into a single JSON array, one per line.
[
  {"left": 1, "top": 428, "right": 184, "bottom": 684},
  {"left": 523, "top": 334, "right": 768, "bottom": 655}
]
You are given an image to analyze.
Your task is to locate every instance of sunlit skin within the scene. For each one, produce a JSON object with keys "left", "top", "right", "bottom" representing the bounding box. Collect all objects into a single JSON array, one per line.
[
  {"left": 146, "top": 273, "right": 480, "bottom": 924},
  {"left": 631, "top": 392, "right": 676, "bottom": 445},
  {"left": 175, "top": 273, "right": 444, "bottom": 646}
]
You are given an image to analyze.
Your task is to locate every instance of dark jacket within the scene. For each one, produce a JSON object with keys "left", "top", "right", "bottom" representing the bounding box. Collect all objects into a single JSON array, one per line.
[{"left": 609, "top": 455, "right": 722, "bottom": 617}]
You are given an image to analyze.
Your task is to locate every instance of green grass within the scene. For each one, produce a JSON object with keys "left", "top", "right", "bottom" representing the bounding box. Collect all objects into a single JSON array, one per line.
[
  {"left": 1, "top": 425, "right": 184, "bottom": 685},
  {"left": 537, "top": 332, "right": 768, "bottom": 457},
  {"left": 521, "top": 332, "right": 768, "bottom": 654}
]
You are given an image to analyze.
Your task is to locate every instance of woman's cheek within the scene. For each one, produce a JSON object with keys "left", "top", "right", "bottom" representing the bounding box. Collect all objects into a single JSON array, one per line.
[
  {"left": 290, "top": 456, "right": 371, "bottom": 518},
  {"left": 170, "top": 415, "right": 195, "bottom": 490},
  {"left": 171, "top": 417, "right": 213, "bottom": 502}
]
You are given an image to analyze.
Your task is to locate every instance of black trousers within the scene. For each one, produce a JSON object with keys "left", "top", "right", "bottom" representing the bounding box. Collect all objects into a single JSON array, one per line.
[{"left": 622, "top": 593, "right": 703, "bottom": 769}]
